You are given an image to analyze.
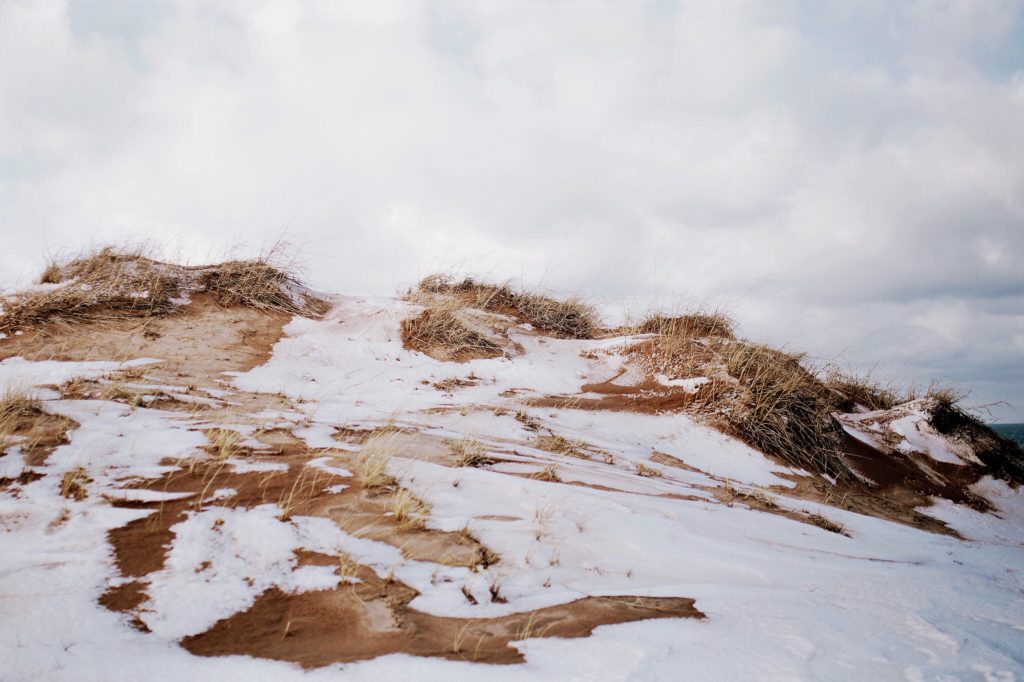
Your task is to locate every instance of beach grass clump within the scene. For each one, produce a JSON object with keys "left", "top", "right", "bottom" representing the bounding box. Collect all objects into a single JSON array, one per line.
[
  {"left": 416, "top": 275, "right": 598, "bottom": 340},
  {"left": 638, "top": 312, "right": 735, "bottom": 339},
  {"left": 401, "top": 297, "right": 503, "bottom": 361},
  {"left": 1, "top": 245, "right": 326, "bottom": 333},
  {"left": 716, "top": 341, "right": 848, "bottom": 479}
]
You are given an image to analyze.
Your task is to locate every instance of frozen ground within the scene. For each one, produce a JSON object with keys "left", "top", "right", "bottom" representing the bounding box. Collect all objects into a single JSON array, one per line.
[{"left": 1, "top": 295, "right": 1022, "bottom": 681}]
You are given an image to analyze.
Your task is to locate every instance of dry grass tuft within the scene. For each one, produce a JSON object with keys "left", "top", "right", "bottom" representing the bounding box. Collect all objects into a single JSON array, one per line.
[
  {"left": 417, "top": 275, "right": 598, "bottom": 339},
  {"left": 638, "top": 312, "right": 735, "bottom": 339},
  {"left": 515, "top": 410, "right": 542, "bottom": 432},
  {"left": 1, "top": 244, "right": 325, "bottom": 333},
  {"left": 530, "top": 464, "right": 562, "bottom": 482},
  {"left": 392, "top": 488, "right": 431, "bottom": 529},
  {"left": 401, "top": 298, "right": 503, "bottom": 362},
  {"left": 450, "top": 438, "right": 492, "bottom": 467},
  {"left": 460, "top": 526, "right": 500, "bottom": 570},
  {"left": 717, "top": 341, "right": 848, "bottom": 479},
  {"left": 433, "top": 376, "right": 475, "bottom": 392},
  {"left": 624, "top": 314, "right": 861, "bottom": 479},
  {"left": 101, "top": 382, "right": 146, "bottom": 409},
  {"left": 807, "top": 512, "right": 847, "bottom": 535},
  {"left": 38, "top": 262, "right": 63, "bottom": 284},
  {"left": 913, "top": 383, "right": 966, "bottom": 405},
  {"left": 2, "top": 247, "right": 179, "bottom": 332},
  {"left": 205, "top": 428, "right": 243, "bottom": 460},
  {"left": 625, "top": 336, "right": 720, "bottom": 382},
  {"left": 926, "top": 395, "right": 1024, "bottom": 484},
  {"left": 58, "top": 376, "right": 95, "bottom": 398},
  {"left": 61, "top": 466, "right": 92, "bottom": 500},
  {"left": 1, "top": 386, "right": 41, "bottom": 431},
  {"left": 337, "top": 553, "right": 361, "bottom": 583},
  {"left": 357, "top": 433, "right": 398, "bottom": 488},
  {"left": 635, "top": 462, "right": 663, "bottom": 478},
  {"left": 748, "top": 486, "right": 777, "bottom": 509},
  {"left": 821, "top": 366, "right": 901, "bottom": 412},
  {"left": 196, "top": 258, "right": 318, "bottom": 315},
  {"left": 277, "top": 466, "right": 328, "bottom": 521},
  {"left": 536, "top": 434, "right": 589, "bottom": 460}
]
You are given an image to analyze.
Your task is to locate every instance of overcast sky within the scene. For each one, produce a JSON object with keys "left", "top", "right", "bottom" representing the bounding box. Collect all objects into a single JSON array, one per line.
[{"left": 1, "top": 0, "right": 1022, "bottom": 420}]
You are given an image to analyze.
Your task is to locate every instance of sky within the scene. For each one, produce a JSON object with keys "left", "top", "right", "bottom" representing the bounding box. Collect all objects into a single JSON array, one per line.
[{"left": 1, "top": 0, "right": 1022, "bottom": 421}]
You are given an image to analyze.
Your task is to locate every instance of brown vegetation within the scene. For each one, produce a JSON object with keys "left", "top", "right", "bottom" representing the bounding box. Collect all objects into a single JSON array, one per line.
[
  {"left": 356, "top": 433, "right": 399, "bottom": 488},
  {"left": 197, "top": 258, "right": 321, "bottom": 316},
  {"left": 401, "top": 299, "right": 504, "bottom": 362},
  {"left": 450, "top": 438, "right": 493, "bottom": 467},
  {"left": 927, "top": 396, "right": 1024, "bottom": 484},
  {"left": 1, "top": 246, "right": 326, "bottom": 333},
  {"left": 806, "top": 512, "right": 848, "bottom": 535},
  {"left": 822, "top": 367, "right": 901, "bottom": 412},
  {"left": 0, "top": 386, "right": 41, "bottom": 441},
  {"left": 637, "top": 312, "right": 735, "bottom": 339},
  {"left": 416, "top": 275, "right": 598, "bottom": 339},
  {"left": 0, "top": 394, "right": 76, "bottom": 488},
  {"left": 536, "top": 434, "right": 589, "bottom": 460},
  {"left": 3, "top": 247, "right": 178, "bottom": 332},
  {"left": 715, "top": 341, "right": 848, "bottom": 480},
  {"left": 635, "top": 462, "right": 663, "bottom": 478},
  {"left": 60, "top": 467, "right": 92, "bottom": 500}
]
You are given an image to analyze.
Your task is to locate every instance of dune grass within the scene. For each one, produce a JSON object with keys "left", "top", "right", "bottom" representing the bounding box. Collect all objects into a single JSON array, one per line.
[
  {"left": 927, "top": 394, "right": 1024, "bottom": 484},
  {"left": 1, "top": 245, "right": 324, "bottom": 333},
  {"left": 357, "top": 433, "right": 399, "bottom": 488},
  {"left": 416, "top": 275, "right": 598, "bottom": 340},
  {"left": 715, "top": 340, "right": 849, "bottom": 479},
  {"left": 637, "top": 311, "right": 735, "bottom": 339},
  {"left": 450, "top": 438, "right": 492, "bottom": 467},
  {"left": 401, "top": 297, "right": 503, "bottom": 361},
  {"left": 0, "top": 387, "right": 41, "bottom": 444},
  {"left": 392, "top": 488, "right": 431, "bottom": 529}
]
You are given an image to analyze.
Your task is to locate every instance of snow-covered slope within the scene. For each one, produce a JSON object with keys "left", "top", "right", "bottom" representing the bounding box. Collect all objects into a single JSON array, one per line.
[{"left": 1, "top": 291, "right": 1022, "bottom": 681}]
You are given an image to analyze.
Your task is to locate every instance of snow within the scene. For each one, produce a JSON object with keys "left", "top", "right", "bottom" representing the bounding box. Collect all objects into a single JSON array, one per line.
[
  {"left": 0, "top": 356, "right": 159, "bottom": 394},
  {"left": 655, "top": 375, "right": 709, "bottom": 392},
  {"left": 839, "top": 401, "right": 982, "bottom": 466},
  {"left": 227, "top": 458, "right": 289, "bottom": 473},
  {"left": 235, "top": 296, "right": 793, "bottom": 488},
  {"left": 44, "top": 399, "right": 207, "bottom": 482},
  {"left": 3, "top": 301, "right": 1024, "bottom": 681},
  {"left": 307, "top": 455, "right": 353, "bottom": 477},
  {"left": 889, "top": 412, "right": 980, "bottom": 465},
  {"left": 140, "top": 505, "right": 348, "bottom": 638},
  {"left": 102, "top": 489, "right": 194, "bottom": 503}
]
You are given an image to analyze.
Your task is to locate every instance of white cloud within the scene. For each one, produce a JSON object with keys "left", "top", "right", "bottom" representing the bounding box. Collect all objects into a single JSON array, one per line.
[{"left": 1, "top": 0, "right": 1022, "bottom": 419}]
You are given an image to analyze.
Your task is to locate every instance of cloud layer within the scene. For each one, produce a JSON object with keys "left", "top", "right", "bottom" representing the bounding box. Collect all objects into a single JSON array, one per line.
[{"left": 2, "top": 0, "right": 1023, "bottom": 419}]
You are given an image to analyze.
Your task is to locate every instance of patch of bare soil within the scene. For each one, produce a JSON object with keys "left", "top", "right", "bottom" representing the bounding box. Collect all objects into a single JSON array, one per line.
[
  {"left": 839, "top": 432, "right": 989, "bottom": 511},
  {"left": 699, "top": 435, "right": 968, "bottom": 537},
  {"left": 99, "top": 581, "right": 150, "bottom": 629},
  {"left": 526, "top": 367, "right": 708, "bottom": 414},
  {"left": 838, "top": 403, "right": 1022, "bottom": 505},
  {"left": 100, "top": 426, "right": 702, "bottom": 667},
  {"left": 182, "top": 588, "right": 701, "bottom": 667},
  {"left": 648, "top": 440, "right": 958, "bottom": 537},
  {"left": 0, "top": 294, "right": 288, "bottom": 390}
]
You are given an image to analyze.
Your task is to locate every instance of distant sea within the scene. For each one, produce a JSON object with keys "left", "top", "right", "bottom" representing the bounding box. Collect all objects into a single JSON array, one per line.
[{"left": 991, "top": 424, "right": 1024, "bottom": 448}]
